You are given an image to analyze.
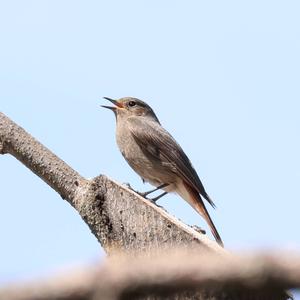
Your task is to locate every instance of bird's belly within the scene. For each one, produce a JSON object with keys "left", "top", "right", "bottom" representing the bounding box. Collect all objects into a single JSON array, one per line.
[
  {"left": 117, "top": 135, "right": 176, "bottom": 190},
  {"left": 127, "top": 153, "right": 175, "bottom": 186}
]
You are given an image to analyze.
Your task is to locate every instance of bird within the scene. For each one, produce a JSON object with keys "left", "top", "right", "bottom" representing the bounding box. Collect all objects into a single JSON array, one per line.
[{"left": 101, "top": 97, "right": 223, "bottom": 247}]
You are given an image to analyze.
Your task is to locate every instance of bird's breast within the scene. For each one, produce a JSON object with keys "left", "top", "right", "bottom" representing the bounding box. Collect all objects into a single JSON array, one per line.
[{"left": 115, "top": 122, "right": 177, "bottom": 188}]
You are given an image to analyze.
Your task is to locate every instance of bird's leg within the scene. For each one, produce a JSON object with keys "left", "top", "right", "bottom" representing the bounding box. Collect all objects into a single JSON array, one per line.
[
  {"left": 150, "top": 191, "right": 168, "bottom": 203},
  {"left": 139, "top": 183, "right": 169, "bottom": 197}
]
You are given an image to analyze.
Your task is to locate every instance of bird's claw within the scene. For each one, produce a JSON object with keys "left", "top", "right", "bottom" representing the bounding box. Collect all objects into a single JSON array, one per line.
[
  {"left": 123, "top": 183, "right": 165, "bottom": 208},
  {"left": 123, "top": 182, "right": 132, "bottom": 189},
  {"left": 137, "top": 191, "right": 148, "bottom": 197},
  {"left": 135, "top": 191, "right": 164, "bottom": 208},
  {"left": 149, "top": 198, "right": 163, "bottom": 208}
]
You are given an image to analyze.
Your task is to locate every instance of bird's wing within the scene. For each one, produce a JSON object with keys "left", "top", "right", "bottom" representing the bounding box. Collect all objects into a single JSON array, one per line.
[{"left": 127, "top": 117, "right": 216, "bottom": 208}]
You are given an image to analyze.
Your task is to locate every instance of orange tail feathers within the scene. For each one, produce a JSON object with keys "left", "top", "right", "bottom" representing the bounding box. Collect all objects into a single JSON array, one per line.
[{"left": 182, "top": 181, "right": 224, "bottom": 247}]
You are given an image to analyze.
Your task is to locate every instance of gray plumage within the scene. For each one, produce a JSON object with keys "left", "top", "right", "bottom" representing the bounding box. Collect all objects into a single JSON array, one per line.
[{"left": 102, "top": 97, "right": 223, "bottom": 246}]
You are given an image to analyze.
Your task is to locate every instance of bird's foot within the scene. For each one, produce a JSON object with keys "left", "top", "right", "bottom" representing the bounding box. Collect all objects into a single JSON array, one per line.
[
  {"left": 148, "top": 198, "right": 163, "bottom": 208},
  {"left": 134, "top": 190, "right": 165, "bottom": 208},
  {"left": 136, "top": 191, "right": 149, "bottom": 198},
  {"left": 139, "top": 183, "right": 169, "bottom": 198},
  {"left": 150, "top": 191, "right": 168, "bottom": 203},
  {"left": 125, "top": 186, "right": 153, "bottom": 200},
  {"left": 123, "top": 182, "right": 133, "bottom": 189},
  {"left": 123, "top": 183, "right": 153, "bottom": 196},
  {"left": 123, "top": 183, "right": 167, "bottom": 208},
  {"left": 145, "top": 191, "right": 167, "bottom": 208}
]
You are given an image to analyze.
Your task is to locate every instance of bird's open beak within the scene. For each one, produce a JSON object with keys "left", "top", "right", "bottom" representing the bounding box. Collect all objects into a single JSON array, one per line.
[{"left": 101, "top": 97, "right": 123, "bottom": 110}]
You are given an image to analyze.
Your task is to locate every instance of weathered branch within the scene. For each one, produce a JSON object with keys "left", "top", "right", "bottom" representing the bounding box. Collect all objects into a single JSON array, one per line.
[
  {"left": 0, "top": 112, "right": 85, "bottom": 201},
  {"left": 0, "top": 112, "right": 222, "bottom": 253},
  {"left": 0, "top": 112, "right": 290, "bottom": 299},
  {"left": 0, "top": 251, "right": 295, "bottom": 300}
]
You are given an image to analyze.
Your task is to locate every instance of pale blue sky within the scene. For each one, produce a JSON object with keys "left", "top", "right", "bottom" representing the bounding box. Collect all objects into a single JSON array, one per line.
[{"left": 0, "top": 0, "right": 300, "bottom": 293}]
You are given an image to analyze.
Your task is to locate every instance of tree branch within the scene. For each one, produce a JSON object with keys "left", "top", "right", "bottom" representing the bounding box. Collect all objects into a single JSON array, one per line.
[
  {"left": 0, "top": 112, "right": 85, "bottom": 201},
  {"left": 0, "top": 112, "right": 222, "bottom": 253},
  {"left": 0, "top": 112, "right": 290, "bottom": 299},
  {"left": 0, "top": 251, "right": 295, "bottom": 300}
]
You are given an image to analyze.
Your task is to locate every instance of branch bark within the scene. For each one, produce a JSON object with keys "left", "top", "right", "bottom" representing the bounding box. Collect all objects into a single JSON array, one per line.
[
  {"left": 0, "top": 112, "right": 222, "bottom": 253},
  {"left": 0, "top": 251, "right": 295, "bottom": 300},
  {"left": 0, "top": 112, "right": 290, "bottom": 299},
  {"left": 0, "top": 113, "right": 84, "bottom": 201}
]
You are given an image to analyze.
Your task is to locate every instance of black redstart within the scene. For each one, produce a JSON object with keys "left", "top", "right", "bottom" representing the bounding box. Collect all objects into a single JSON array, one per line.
[{"left": 102, "top": 97, "right": 223, "bottom": 246}]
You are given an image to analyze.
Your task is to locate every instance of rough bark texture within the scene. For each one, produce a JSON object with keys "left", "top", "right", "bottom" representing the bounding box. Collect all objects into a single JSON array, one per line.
[
  {"left": 0, "top": 252, "right": 296, "bottom": 300},
  {"left": 77, "top": 176, "right": 223, "bottom": 254},
  {"left": 0, "top": 112, "right": 291, "bottom": 300},
  {"left": 0, "top": 112, "right": 85, "bottom": 201},
  {"left": 0, "top": 112, "right": 223, "bottom": 255}
]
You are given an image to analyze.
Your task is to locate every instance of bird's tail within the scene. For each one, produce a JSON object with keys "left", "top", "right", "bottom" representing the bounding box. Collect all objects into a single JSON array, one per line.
[{"left": 179, "top": 181, "right": 224, "bottom": 247}]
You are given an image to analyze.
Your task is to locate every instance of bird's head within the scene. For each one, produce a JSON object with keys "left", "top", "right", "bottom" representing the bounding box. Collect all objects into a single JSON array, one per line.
[{"left": 101, "top": 97, "right": 160, "bottom": 123}]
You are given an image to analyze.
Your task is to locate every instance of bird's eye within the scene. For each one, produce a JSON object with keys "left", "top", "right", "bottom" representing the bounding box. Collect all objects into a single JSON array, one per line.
[{"left": 128, "top": 101, "right": 136, "bottom": 107}]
